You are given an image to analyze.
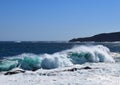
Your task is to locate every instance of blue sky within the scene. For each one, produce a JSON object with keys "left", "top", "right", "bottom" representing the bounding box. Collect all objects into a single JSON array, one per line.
[{"left": 0, "top": 0, "right": 120, "bottom": 41}]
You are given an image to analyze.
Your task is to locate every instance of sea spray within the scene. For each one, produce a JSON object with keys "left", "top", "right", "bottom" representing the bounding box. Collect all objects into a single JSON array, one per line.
[
  {"left": 41, "top": 53, "right": 73, "bottom": 69},
  {"left": 0, "top": 45, "right": 115, "bottom": 71},
  {"left": 67, "top": 45, "right": 114, "bottom": 63}
]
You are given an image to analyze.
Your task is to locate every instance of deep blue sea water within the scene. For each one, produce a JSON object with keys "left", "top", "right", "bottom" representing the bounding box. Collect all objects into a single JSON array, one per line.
[
  {"left": 0, "top": 41, "right": 120, "bottom": 71},
  {"left": 0, "top": 41, "right": 120, "bottom": 57}
]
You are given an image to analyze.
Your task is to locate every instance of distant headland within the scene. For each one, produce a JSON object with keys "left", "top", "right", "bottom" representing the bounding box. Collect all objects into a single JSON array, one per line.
[{"left": 69, "top": 32, "right": 120, "bottom": 42}]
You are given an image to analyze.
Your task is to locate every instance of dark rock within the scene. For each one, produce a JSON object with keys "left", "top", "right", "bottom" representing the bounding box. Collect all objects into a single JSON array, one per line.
[
  {"left": 69, "top": 32, "right": 120, "bottom": 42},
  {"left": 4, "top": 69, "right": 25, "bottom": 75},
  {"left": 64, "top": 67, "right": 78, "bottom": 72},
  {"left": 82, "top": 66, "right": 92, "bottom": 69}
]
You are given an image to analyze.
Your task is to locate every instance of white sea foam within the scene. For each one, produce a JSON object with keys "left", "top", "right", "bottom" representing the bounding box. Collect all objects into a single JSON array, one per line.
[
  {"left": 65, "top": 45, "right": 114, "bottom": 63},
  {"left": 0, "top": 45, "right": 115, "bottom": 71},
  {"left": 0, "top": 45, "right": 119, "bottom": 85},
  {"left": 0, "top": 62, "right": 120, "bottom": 85}
]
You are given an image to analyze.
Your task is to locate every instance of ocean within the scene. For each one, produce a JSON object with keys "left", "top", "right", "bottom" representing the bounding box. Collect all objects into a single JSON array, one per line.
[
  {"left": 0, "top": 41, "right": 120, "bottom": 71},
  {"left": 0, "top": 41, "right": 120, "bottom": 85},
  {"left": 0, "top": 41, "right": 120, "bottom": 57}
]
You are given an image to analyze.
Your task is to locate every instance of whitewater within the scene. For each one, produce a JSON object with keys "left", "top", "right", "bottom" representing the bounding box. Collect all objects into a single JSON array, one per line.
[
  {"left": 0, "top": 45, "right": 114, "bottom": 71},
  {"left": 0, "top": 43, "right": 120, "bottom": 85}
]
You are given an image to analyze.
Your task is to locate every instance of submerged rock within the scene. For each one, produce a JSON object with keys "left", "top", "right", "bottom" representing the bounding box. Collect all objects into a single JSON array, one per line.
[
  {"left": 4, "top": 68, "right": 25, "bottom": 75},
  {"left": 63, "top": 66, "right": 92, "bottom": 72},
  {"left": 64, "top": 67, "right": 78, "bottom": 72},
  {"left": 82, "top": 66, "right": 92, "bottom": 69}
]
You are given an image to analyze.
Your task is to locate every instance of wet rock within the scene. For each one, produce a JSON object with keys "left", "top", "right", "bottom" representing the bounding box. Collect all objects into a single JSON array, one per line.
[
  {"left": 64, "top": 68, "right": 78, "bottom": 72},
  {"left": 82, "top": 66, "right": 92, "bottom": 69},
  {"left": 4, "top": 69, "right": 25, "bottom": 75}
]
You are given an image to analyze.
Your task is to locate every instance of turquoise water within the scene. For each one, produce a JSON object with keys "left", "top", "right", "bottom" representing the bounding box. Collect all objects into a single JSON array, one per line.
[{"left": 0, "top": 43, "right": 116, "bottom": 71}]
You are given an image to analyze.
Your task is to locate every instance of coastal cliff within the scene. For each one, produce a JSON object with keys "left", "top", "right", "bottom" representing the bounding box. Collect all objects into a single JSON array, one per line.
[{"left": 69, "top": 32, "right": 120, "bottom": 42}]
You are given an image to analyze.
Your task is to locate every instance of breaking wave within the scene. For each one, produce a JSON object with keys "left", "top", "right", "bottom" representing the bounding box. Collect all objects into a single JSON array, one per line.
[{"left": 0, "top": 45, "right": 115, "bottom": 71}]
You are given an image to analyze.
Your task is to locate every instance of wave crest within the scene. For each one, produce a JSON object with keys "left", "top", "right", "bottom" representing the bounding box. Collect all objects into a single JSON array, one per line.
[{"left": 0, "top": 45, "right": 115, "bottom": 71}]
